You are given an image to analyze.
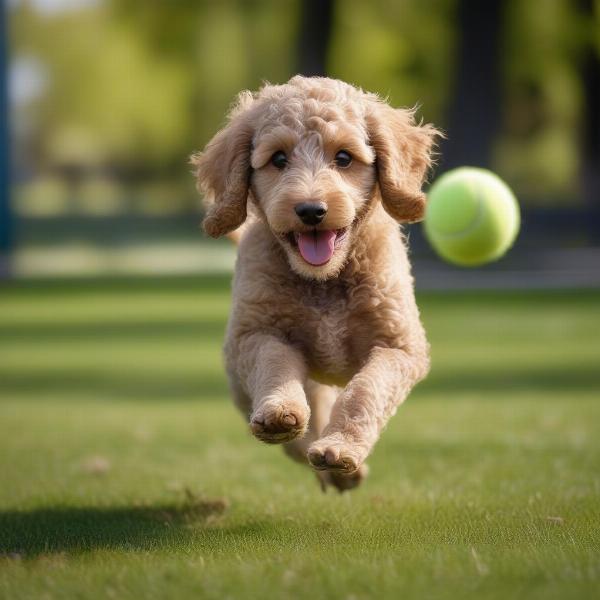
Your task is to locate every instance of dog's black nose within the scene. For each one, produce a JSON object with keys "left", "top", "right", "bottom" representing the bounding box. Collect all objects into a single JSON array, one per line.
[{"left": 294, "top": 202, "right": 327, "bottom": 226}]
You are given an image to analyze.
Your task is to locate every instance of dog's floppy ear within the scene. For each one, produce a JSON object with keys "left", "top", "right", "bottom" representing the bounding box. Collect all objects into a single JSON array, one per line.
[
  {"left": 191, "top": 93, "right": 255, "bottom": 238},
  {"left": 366, "top": 103, "right": 441, "bottom": 223}
]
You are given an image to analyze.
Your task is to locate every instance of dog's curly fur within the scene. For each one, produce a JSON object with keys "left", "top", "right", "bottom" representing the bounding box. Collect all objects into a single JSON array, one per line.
[{"left": 191, "top": 76, "right": 441, "bottom": 491}]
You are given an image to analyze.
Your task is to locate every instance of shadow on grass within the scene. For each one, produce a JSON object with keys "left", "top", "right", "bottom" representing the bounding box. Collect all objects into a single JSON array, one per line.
[
  {"left": 0, "top": 497, "right": 233, "bottom": 557},
  {"left": 1, "top": 493, "right": 585, "bottom": 560},
  {"left": 1, "top": 363, "right": 598, "bottom": 402},
  {"left": 0, "top": 273, "right": 233, "bottom": 297},
  {"left": 0, "top": 370, "right": 229, "bottom": 400},
  {"left": 419, "top": 362, "right": 600, "bottom": 395},
  {"left": 0, "top": 319, "right": 227, "bottom": 343}
]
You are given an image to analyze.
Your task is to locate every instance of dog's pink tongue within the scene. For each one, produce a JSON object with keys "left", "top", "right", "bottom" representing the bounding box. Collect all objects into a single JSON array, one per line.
[{"left": 297, "top": 230, "right": 337, "bottom": 266}]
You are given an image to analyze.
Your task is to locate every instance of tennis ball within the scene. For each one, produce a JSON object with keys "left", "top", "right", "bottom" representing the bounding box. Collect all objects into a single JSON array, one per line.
[{"left": 424, "top": 167, "right": 520, "bottom": 267}]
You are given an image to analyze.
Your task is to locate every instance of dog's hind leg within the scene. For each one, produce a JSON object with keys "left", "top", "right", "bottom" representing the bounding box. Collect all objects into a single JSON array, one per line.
[{"left": 284, "top": 381, "right": 368, "bottom": 492}]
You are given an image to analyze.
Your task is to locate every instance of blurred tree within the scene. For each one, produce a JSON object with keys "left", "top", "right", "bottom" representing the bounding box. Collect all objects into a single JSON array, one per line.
[
  {"left": 9, "top": 0, "right": 600, "bottom": 216},
  {"left": 11, "top": 0, "right": 299, "bottom": 189},
  {"left": 328, "top": 0, "right": 454, "bottom": 123},
  {"left": 497, "top": 0, "right": 581, "bottom": 203},
  {"left": 11, "top": 2, "right": 192, "bottom": 179}
]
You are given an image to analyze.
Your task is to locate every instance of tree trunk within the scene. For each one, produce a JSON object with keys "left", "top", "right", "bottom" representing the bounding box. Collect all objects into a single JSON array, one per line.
[
  {"left": 296, "top": 0, "right": 334, "bottom": 77},
  {"left": 578, "top": 0, "right": 600, "bottom": 242},
  {"left": 0, "top": 0, "right": 12, "bottom": 277},
  {"left": 441, "top": 0, "right": 504, "bottom": 171}
]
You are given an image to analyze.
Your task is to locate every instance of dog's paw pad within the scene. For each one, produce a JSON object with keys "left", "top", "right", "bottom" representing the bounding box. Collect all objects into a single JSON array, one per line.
[
  {"left": 307, "top": 438, "right": 362, "bottom": 474},
  {"left": 317, "top": 464, "right": 370, "bottom": 492},
  {"left": 281, "top": 413, "right": 298, "bottom": 427},
  {"left": 250, "top": 405, "right": 308, "bottom": 444}
]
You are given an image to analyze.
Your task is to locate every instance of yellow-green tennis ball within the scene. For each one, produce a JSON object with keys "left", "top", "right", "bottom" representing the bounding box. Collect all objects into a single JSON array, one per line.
[{"left": 424, "top": 167, "right": 520, "bottom": 267}]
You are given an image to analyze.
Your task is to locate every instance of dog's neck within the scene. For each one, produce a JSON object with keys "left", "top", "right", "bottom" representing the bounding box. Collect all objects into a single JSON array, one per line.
[{"left": 341, "top": 196, "right": 405, "bottom": 278}]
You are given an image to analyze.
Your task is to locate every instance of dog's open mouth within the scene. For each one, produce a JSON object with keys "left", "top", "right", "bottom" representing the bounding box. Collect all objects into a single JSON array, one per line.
[{"left": 287, "top": 228, "right": 348, "bottom": 266}]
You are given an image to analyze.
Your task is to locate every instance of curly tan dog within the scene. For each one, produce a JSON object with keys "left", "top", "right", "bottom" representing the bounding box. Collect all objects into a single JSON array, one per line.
[{"left": 191, "top": 76, "right": 440, "bottom": 491}]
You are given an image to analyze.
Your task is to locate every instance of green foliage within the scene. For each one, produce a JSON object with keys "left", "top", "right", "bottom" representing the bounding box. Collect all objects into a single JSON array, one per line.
[
  {"left": 329, "top": 0, "right": 455, "bottom": 122},
  {"left": 11, "top": 0, "right": 299, "bottom": 179},
  {"left": 497, "top": 0, "right": 587, "bottom": 201},
  {"left": 12, "top": 3, "right": 192, "bottom": 173},
  {"left": 0, "top": 277, "right": 599, "bottom": 598}
]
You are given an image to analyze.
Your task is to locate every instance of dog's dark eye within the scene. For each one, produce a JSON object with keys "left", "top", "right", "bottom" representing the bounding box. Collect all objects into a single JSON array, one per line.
[
  {"left": 335, "top": 150, "right": 352, "bottom": 168},
  {"left": 271, "top": 151, "right": 288, "bottom": 169}
]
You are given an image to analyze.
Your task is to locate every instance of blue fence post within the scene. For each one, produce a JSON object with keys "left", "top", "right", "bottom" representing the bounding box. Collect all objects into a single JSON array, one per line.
[{"left": 0, "top": 0, "right": 13, "bottom": 278}]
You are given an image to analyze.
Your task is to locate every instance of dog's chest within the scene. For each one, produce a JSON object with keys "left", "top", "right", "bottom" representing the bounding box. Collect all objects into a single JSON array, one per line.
[
  {"left": 243, "top": 272, "right": 408, "bottom": 385},
  {"left": 285, "top": 283, "right": 378, "bottom": 384}
]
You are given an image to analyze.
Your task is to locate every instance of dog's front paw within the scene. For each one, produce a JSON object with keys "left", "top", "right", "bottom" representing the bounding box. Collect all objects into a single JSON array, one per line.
[
  {"left": 250, "top": 400, "right": 309, "bottom": 444},
  {"left": 307, "top": 434, "right": 367, "bottom": 474}
]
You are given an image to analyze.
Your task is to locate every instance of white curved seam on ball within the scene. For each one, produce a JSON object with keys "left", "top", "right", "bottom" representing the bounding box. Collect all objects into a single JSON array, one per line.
[{"left": 434, "top": 175, "right": 485, "bottom": 239}]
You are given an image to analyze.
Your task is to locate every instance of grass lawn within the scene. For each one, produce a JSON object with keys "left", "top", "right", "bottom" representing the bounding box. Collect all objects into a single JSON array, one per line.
[{"left": 0, "top": 276, "right": 599, "bottom": 599}]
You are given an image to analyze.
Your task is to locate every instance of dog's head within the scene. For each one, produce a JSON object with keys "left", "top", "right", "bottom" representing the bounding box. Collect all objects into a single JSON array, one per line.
[{"left": 192, "top": 76, "right": 440, "bottom": 280}]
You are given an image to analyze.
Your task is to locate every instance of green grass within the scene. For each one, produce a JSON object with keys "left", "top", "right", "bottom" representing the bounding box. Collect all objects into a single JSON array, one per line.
[{"left": 1, "top": 276, "right": 599, "bottom": 599}]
